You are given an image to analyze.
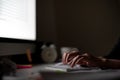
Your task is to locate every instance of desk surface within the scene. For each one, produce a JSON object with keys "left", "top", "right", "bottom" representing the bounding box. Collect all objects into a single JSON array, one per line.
[
  {"left": 32, "top": 64, "right": 120, "bottom": 80},
  {"left": 3, "top": 64, "right": 120, "bottom": 80},
  {"left": 41, "top": 70, "right": 120, "bottom": 80}
]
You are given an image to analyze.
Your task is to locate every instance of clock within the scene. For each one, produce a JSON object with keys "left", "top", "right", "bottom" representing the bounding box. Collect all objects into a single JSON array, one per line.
[{"left": 41, "top": 44, "right": 58, "bottom": 63}]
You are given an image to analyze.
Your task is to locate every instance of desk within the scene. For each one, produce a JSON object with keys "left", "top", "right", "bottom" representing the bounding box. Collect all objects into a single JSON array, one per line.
[
  {"left": 3, "top": 64, "right": 120, "bottom": 80},
  {"left": 33, "top": 64, "right": 120, "bottom": 80},
  {"left": 40, "top": 70, "right": 120, "bottom": 80},
  {"left": 3, "top": 64, "right": 47, "bottom": 80}
]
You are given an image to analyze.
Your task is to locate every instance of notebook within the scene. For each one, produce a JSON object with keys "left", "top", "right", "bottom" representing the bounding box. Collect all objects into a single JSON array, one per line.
[{"left": 45, "top": 62, "right": 101, "bottom": 72}]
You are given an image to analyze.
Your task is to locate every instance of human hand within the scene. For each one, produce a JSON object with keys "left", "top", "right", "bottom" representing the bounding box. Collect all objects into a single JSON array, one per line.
[
  {"left": 68, "top": 53, "right": 105, "bottom": 67},
  {"left": 62, "top": 50, "right": 80, "bottom": 64}
]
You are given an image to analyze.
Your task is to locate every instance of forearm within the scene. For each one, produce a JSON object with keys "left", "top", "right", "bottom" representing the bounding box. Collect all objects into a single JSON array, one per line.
[{"left": 103, "top": 59, "right": 120, "bottom": 69}]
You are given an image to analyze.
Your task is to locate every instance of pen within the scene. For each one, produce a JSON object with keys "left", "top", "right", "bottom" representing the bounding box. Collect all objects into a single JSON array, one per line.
[{"left": 26, "top": 49, "right": 32, "bottom": 64}]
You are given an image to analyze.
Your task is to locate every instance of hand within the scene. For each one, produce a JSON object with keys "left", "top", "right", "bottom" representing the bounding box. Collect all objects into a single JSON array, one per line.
[
  {"left": 62, "top": 51, "right": 79, "bottom": 64},
  {"left": 62, "top": 51, "right": 105, "bottom": 68},
  {"left": 69, "top": 53, "right": 105, "bottom": 67}
]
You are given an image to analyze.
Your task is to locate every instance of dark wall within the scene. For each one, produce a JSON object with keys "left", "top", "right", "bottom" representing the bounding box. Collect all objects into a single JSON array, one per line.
[
  {"left": 37, "top": 0, "right": 120, "bottom": 56},
  {"left": 36, "top": 0, "right": 57, "bottom": 43}
]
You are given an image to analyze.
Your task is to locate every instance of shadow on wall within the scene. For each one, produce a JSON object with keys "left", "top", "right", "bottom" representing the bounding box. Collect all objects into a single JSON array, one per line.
[{"left": 55, "top": 0, "right": 120, "bottom": 56}]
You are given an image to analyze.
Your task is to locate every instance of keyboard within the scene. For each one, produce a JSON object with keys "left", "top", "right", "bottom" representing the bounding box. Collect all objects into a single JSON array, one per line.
[{"left": 45, "top": 62, "right": 101, "bottom": 72}]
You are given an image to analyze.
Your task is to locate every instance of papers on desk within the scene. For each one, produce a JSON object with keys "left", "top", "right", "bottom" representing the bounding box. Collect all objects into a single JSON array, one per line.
[{"left": 45, "top": 62, "right": 101, "bottom": 72}]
